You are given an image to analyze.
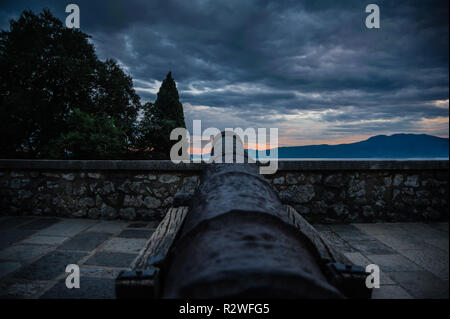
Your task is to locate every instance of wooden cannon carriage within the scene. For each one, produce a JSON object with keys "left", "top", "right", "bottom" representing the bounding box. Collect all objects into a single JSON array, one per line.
[{"left": 116, "top": 132, "right": 372, "bottom": 299}]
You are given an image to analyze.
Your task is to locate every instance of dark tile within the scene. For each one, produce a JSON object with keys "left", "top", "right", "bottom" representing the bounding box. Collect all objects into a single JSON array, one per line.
[
  {"left": 0, "top": 278, "right": 50, "bottom": 299},
  {"left": 0, "top": 244, "right": 53, "bottom": 262},
  {"left": 312, "top": 224, "right": 331, "bottom": 232},
  {"left": 0, "top": 261, "right": 21, "bottom": 278},
  {"left": 331, "top": 225, "right": 375, "bottom": 242},
  {"left": 367, "top": 254, "right": 421, "bottom": 272},
  {"left": 426, "top": 223, "right": 448, "bottom": 233},
  {"left": 127, "top": 223, "right": 148, "bottom": 228},
  {"left": 58, "top": 232, "right": 111, "bottom": 251},
  {"left": 18, "top": 218, "right": 60, "bottom": 230},
  {"left": 117, "top": 229, "right": 153, "bottom": 239},
  {"left": 351, "top": 240, "right": 396, "bottom": 255},
  {"left": 12, "top": 251, "right": 86, "bottom": 280},
  {"left": 0, "top": 230, "right": 36, "bottom": 249},
  {"left": 85, "top": 252, "right": 137, "bottom": 268},
  {"left": 41, "top": 277, "right": 115, "bottom": 299},
  {"left": 0, "top": 217, "right": 35, "bottom": 230},
  {"left": 79, "top": 266, "right": 125, "bottom": 279},
  {"left": 371, "top": 285, "right": 413, "bottom": 299},
  {"left": 388, "top": 271, "right": 449, "bottom": 299},
  {"left": 329, "top": 224, "right": 360, "bottom": 233}
]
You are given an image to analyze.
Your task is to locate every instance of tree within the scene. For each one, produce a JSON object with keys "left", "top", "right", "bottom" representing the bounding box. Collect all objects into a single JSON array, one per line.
[
  {"left": 46, "top": 109, "right": 126, "bottom": 159},
  {"left": 0, "top": 9, "right": 140, "bottom": 159},
  {"left": 91, "top": 59, "right": 140, "bottom": 145},
  {"left": 137, "top": 72, "right": 186, "bottom": 159}
]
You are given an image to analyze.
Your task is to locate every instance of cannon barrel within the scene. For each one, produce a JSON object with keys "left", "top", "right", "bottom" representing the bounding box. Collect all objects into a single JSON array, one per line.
[
  {"left": 161, "top": 132, "right": 345, "bottom": 298},
  {"left": 116, "top": 132, "right": 371, "bottom": 299}
]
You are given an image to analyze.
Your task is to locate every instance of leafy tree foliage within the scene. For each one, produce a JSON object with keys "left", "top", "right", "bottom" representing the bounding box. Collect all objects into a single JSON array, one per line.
[
  {"left": 46, "top": 109, "right": 126, "bottom": 159},
  {"left": 0, "top": 9, "right": 140, "bottom": 159},
  {"left": 90, "top": 59, "right": 140, "bottom": 143},
  {"left": 137, "top": 72, "right": 186, "bottom": 159}
]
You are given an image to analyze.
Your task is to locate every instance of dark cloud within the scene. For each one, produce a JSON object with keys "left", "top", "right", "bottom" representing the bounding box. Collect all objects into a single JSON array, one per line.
[{"left": 1, "top": 0, "right": 448, "bottom": 144}]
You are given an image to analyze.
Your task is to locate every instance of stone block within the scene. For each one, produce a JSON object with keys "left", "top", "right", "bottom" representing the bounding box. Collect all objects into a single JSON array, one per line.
[
  {"left": 423, "top": 237, "right": 449, "bottom": 252},
  {"left": 158, "top": 174, "right": 180, "bottom": 183},
  {"left": 0, "top": 244, "right": 53, "bottom": 262},
  {"left": 41, "top": 277, "right": 115, "bottom": 299},
  {"left": 286, "top": 174, "right": 298, "bottom": 185},
  {"left": 38, "top": 219, "right": 95, "bottom": 237},
  {"left": 84, "top": 252, "right": 137, "bottom": 268},
  {"left": 371, "top": 285, "right": 413, "bottom": 299},
  {"left": 101, "top": 238, "right": 148, "bottom": 253},
  {"left": 330, "top": 224, "right": 375, "bottom": 242},
  {"left": 143, "top": 196, "right": 161, "bottom": 209},
  {"left": 404, "top": 175, "right": 419, "bottom": 187},
  {"left": 127, "top": 222, "right": 148, "bottom": 228},
  {"left": 0, "top": 262, "right": 21, "bottom": 278},
  {"left": 352, "top": 223, "right": 406, "bottom": 236},
  {"left": 367, "top": 254, "right": 422, "bottom": 272},
  {"left": 12, "top": 251, "right": 86, "bottom": 280},
  {"left": 0, "top": 280, "right": 50, "bottom": 298},
  {"left": 87, "top": 173, "right": 102, "bottom": 179},
  {"left": 399, "top": 248, "right": 449, "bottom": 280},
  {"left": 0, "top": 217, "right": 35, "bottom": 230},
  {"left": 61, "top": 173, "right": 75, "bottom": 181},
  {"left": 22, "top": 235, "right": 69, "bottom": 246},
  {"left": 18, "top": 218, "right": 60, "bottom": 230},
  {"left": 58, "top": 232, "right": 111, "bottom": 252},
  {"left": 100, "top": 203, "right": 117, "bottom": 220},
  {"left": 117, "top": 229, "right": 154, "bottom": 239},
  {"left": 350, "top": 240, "right": 396, "bottom": 255},
  {"left": 349, "top": 180, "right": 366, "bottom": 198},
  {"left": 387, "top": 270, "right": 449, "bottom": 299},
  {"left": 393, "top": 174, "right": 403, "bottom": 186},
  {"left": 79, "top": 266, "right": 125, "bottom": 279},
  {"left": 280, "top": 184, "right": 315, "bottom": 204},
  {"left": 372, "top": 233, "right": 430, "bottom": 250},
  {"left": 119, "top": 208, "right": 136, "bottom": 220},
  {"left": 0, "top": 230, "right": 36, "bottom": 249},
  {"left": 86, "top": 221, "right": 128, "bottom": 234}
]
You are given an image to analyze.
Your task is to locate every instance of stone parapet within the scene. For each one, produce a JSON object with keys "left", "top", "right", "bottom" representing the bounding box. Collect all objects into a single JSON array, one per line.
[{"left": 0, "top": 160, "right": 448, "bottom": 223}]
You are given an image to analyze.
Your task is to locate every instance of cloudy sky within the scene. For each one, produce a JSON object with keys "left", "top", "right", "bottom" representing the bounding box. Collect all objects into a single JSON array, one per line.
[{"left": 1, "top": 0, "right": 448, "bottom": 147}]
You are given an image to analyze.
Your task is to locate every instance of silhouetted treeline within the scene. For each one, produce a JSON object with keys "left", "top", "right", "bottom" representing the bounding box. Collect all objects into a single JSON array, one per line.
[{"left": 0, "top": 9, "right": 185, "bottom": 159}]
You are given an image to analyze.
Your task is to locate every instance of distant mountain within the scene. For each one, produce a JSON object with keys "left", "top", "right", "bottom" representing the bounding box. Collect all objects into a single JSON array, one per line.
[{"left": 251, "top": 134, "right": 449, "bottom": 159}]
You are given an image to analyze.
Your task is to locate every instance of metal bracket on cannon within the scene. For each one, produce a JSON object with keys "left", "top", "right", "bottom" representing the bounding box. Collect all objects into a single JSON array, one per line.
[
  {"left": 325, "top": 262, "right": 371, "bottom": 299},
  {"left": 115, "top": 267, "right": 160, "bottom": 298},
  {"left": 282, "top": 204, "right": 372, "bottom": 299}
]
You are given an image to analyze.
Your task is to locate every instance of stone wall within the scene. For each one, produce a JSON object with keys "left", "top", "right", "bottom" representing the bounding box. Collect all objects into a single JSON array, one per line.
[
  {"left": 0, "top": 160, "right": 448, "bottom": 223},
  {"left": 267, "top": 169, "right": 448, "bottom": 223}
]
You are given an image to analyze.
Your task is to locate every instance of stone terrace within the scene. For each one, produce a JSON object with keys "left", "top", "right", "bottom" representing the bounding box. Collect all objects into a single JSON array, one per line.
[
  {"left": 0, "top": 216, "right": 158, "bottom": 298},
  {"left": 0, "top": 216, "right": 448, "bottom": 299}
]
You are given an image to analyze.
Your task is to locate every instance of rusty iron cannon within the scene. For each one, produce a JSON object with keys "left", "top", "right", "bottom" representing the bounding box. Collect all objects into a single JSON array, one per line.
[{"left": 116, "top": 132, "right": 372, "bottom": 299}]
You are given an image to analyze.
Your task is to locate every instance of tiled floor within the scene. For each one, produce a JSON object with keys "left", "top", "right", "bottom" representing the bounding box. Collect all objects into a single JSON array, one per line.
[
  {"left": 0, "top": 216, "right": 155, "bottom": 299},
  {"left": 0, "top": 216, "right": 448, "bottom": 299},
  {"left": 316, "top": 222, "right": 449, "bottom": 299}
]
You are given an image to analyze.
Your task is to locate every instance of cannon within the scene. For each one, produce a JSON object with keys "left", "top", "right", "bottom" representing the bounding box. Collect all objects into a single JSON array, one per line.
[{"left": 116, "top": 132, "right": 372, "bottom": 299}]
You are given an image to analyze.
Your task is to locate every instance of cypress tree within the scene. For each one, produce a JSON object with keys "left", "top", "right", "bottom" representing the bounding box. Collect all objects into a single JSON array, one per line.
[
  {"left": 153, "top": 72, "right": 186, "bottom": 129},
  {"left": 137, "top": 72, "right": 186, "bottom": 159}
]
